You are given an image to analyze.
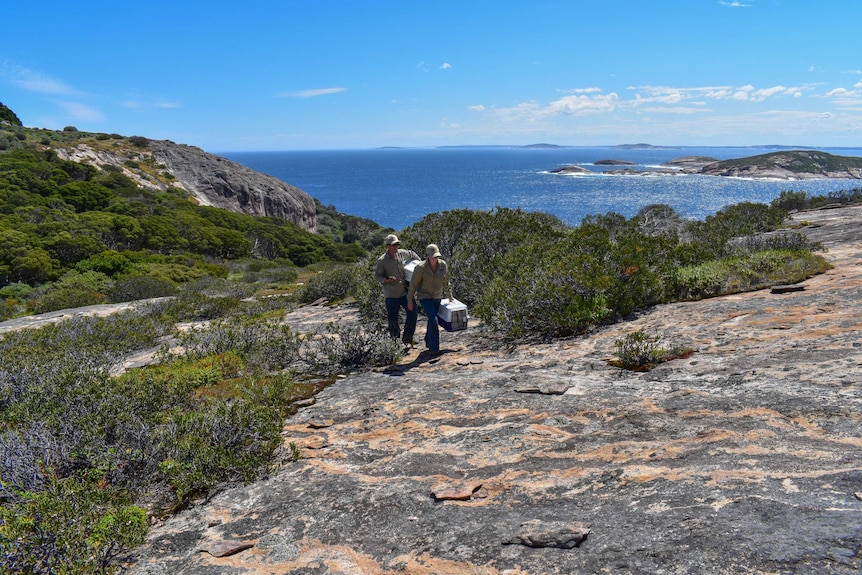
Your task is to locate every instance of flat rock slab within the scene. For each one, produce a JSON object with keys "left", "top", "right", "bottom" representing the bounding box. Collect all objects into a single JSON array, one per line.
[{"left": 123, "top": 206, "right": 862, "bottom": 575}]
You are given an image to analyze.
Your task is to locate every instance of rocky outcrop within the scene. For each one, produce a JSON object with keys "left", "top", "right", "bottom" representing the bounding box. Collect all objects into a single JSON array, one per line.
[
  {"left": 594, "top": 159, "right": 637, "bottom": 166},
  {"left": 549, "top": 164, "right": 592, "bottom": 175},
  {"left": 53, "top": 139, "right": 317, "bottom": 232},
  {"left": 149, "top": 140, "right": 316, "bottom": 231},
  {"left": 699, "top": 150, "right": 862, "bottom": 180},
  {"left": 124, "top": 205, "right": 862, "bottom": 575},
  {"left": 550, "top": 151, "right": 862, "bottom": 180},
  {"left": 663, "top": 155, "right": 720, "bottom": 173}
]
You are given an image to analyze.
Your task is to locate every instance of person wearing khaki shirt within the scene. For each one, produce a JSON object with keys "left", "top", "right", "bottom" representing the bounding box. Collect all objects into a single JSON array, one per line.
[
  {"left": 407, "top": 243, "right": 452, "bottom": 355},
  {"left": 375, "top": 234, "right": 420, "bottom": 345}
]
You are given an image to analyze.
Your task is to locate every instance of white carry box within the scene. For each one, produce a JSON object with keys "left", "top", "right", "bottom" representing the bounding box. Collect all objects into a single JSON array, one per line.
[
  {"left": 403, "top": 259, "right": 419, "bottom": 283},
  {"left": 437, "top": 298, "right": 468, "bottom": 332}
]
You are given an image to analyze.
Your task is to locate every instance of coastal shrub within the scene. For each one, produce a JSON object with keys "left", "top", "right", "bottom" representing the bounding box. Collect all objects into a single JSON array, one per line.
[
  {"left": 728, "top": 230, "right": 822, "bottom": 255},
  {"left": 27, "top": 286, "right": 107, "bottom": 314},
  {"left": 0, "top": 476, "right": 148, "bottom": 574},
  {"left": 0, "top": 283, "right": 32, "bottom": 320},
  {"left": 25, "top": 269, "right": 116, "bottom": 313},
  {"left": 171, "top": 318, "right": 302, "bottom": 373},
  {"left": 609, "top": 329, "right": 694, "bottom": 371},
  {"left": 295, "top": 263, "right": 363, "bottom": 304},
  {"left": 400, "top": 207, "right": 568, "bottom": 305},
  {"left": 108, "top": 275, "right": 177, "bottom": 303},
  {"left": 474, "top": 221, "right": 669, "bottom": 339},
  {"left": 671, "top": 250, "right": 830, "bottom": 300},
  {"left": 771, "top": 188, "right": 862, "bottom": 212},
  {"left": 301, "top": 322, "right": 402, "bottom": 374},
  {"left": 76, "top": 250, "right": 135, "bottom": 277},
  {"left": 159, "top": 277, "right": 255, "bottom": 321},
  {"left": 351, "top": 257, "right": 388, "bottom": 328},
  {"left": 680, "top": 202, "right": 788, "bottom": 263},
  {"left": 635, "top": 204, "right": 686, "bottom": 237},
  {"left": 240, "top": 259, "right": 299, "bottom": 287},
  {"left": 0, "top": 306, "right": 302, "bottom": 572}
]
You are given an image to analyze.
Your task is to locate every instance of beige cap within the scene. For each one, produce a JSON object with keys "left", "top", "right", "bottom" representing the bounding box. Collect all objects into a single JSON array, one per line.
[
  {"left": 385, "top": 234, "right": 400, "bottom": 245},
  {"left": 426, "top": 244, "right": 441, "bottom": 258}
]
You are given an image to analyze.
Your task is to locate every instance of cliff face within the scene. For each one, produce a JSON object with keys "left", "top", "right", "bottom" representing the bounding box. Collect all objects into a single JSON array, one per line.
[
  {"left": 149, "top": 141, "right": 316, "bottom": 232},
  {"left": 53, "top": 139, "right": 317, "bottom": 232}
]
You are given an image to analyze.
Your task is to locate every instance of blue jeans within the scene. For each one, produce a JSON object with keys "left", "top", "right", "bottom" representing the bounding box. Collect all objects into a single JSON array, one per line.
[
  {"left": 385, "top": 296, "right": 417, "bottom": 343},
  {"left": 419, "top": 298, "right": 442, "bottom": 352}
]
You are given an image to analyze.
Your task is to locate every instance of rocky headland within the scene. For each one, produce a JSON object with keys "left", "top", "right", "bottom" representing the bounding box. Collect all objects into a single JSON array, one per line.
[
  {"left": 53, "top": 139, "right": 317, "bottom": 231},
  {"left": 551, "top": 150, "right": 862, "bottom": 180},
  {"left": 123, "top": 205, "right": 862, "bottom": 574}
]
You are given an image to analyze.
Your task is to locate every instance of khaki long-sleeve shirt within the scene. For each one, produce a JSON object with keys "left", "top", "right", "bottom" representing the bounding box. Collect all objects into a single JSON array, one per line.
[
  {"left": 375, "top": 248, "right": 420, "bottom": 298},
  {"left": 407, "top": 258, "right": 452, "bottom": 301}
]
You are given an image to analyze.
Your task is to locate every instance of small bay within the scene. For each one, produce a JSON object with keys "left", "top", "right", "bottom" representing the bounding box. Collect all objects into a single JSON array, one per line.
[{"left": 223, "top": 147, "right": 862, "bottom": 231}]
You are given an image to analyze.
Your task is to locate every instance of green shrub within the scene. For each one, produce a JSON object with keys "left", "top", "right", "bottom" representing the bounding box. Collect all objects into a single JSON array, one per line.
[
  {"left": 0, "top": 476, "right": 148, "bottom": 574},
  {"left": 27, "top": 287, "right": 107, "bottom": 314},
  {"left": 301, "top": 323, "right": 403, "bottom": 374},
  {"left": 474, "top": 222, "right": 668, "bottom": 339},
  {"left": 609, "top": 329, "right": 694, "bottom": 371},
  {"left": 351, "top": 257, "right": 388, "bottom": 328},
  {"left": 400, "top": 207, "right": 567, "bottom": 305},
  {"left": 296, "top": 263, "right": 363, "bottom": 304},
  {"left": 172, "top": 318, "right": 302, "bottom": 373},
  {"left": 771, "top": 188, "right": 862, "bottom": 212},
  {"left": 672, "top": 250, "right": 830, "bottom": 300},
  {"left": 109, "top": 275, "right": 177, "bottom": 303}
]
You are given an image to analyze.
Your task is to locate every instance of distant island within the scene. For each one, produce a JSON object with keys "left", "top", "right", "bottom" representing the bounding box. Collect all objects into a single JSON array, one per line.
[{"left": 550, "top": 150, "right": 862, "bottom": 180}]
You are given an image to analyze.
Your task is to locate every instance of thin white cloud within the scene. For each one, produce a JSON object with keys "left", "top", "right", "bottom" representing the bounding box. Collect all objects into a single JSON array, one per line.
[
  {"left": 468, "top": 104, "right": 485, "bottom": 111},
  {"left": 57, "top": 101, "right": 104, "bottom": 122},
  {"left": 559, "top": 87, "right": 602, "bottom": 95},
  {"left": 631, "top": 84, "right": 805, "bottom": 104},
  {"left": 824, "top": 88, "right": 849, "bottom": 97},
  {"left": 1, "top": 62, "right": 76, "bottom": 95},
  {"left": 545, "top": 93, "right": 620, "bottom": 115},
  {"left": 123, "top": 92, "right": 181, "bottom": 110},
  {"left": 440, "top": 62, "right": 452, "bottom": 70},
  {"left": 278, "top": 87, "right": 347, "bottom": 98},
  {"left": 821, "top": 86, "right": 862, "bottom": 109},
  {"left": 639, "top": 106, "right": 710, "bottom": 115},
  {"left": 719, "top": 1, "right": 751, "bottom": 7}
]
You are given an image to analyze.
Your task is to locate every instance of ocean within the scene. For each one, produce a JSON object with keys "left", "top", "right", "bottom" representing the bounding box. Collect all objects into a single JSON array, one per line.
[{"left": 222, "top": 147, "right": 862, "bottom": 231}]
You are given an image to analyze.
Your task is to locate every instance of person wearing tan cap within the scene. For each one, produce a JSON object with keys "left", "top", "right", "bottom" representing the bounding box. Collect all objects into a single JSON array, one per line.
[
  {"left": 407, "top": 243, "right": 453, "bottom": 356},
  {"left": 375, "top": 234, "right": 420, "bottom": 346}
]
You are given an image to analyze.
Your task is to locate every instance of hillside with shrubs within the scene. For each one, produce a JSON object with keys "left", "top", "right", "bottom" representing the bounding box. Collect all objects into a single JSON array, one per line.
[{"left": 2, "top": 98, "right": 862, "bottom": 573}]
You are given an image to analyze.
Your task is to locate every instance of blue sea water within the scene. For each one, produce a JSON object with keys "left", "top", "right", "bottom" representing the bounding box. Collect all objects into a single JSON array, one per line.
[{"left": 222, "top": 147, "right": 862, "bottom": 231}]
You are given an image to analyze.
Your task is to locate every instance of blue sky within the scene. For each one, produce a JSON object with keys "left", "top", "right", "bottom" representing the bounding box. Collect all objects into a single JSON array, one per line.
[{"left": 2, "top": 0, "right": 861, "bottom": 151}]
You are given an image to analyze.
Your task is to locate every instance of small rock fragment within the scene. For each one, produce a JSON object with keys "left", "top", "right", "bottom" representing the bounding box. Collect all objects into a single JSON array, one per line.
[
  {"left": 199, "top": 539, "right": 254, "bottom": 557},
  {"left": 307, "top": 419, "right": 334, "bottom": 429},
  {"left": 515, "top": 382, "right": 570, "bottom": 395},
  {"left": 503, "top": 519, "right": 592, "bottom": 549},
  {"left": 432, "top": 481, "right": 484, "bottom": 501},
  {"left": 771, "top": 284, "right": 805, "bottom": 294}
]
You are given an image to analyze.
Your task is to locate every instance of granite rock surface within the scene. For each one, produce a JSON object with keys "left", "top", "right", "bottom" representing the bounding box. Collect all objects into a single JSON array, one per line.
[{"left": 121, "top": 206, "right": 862, "bottom": 574}]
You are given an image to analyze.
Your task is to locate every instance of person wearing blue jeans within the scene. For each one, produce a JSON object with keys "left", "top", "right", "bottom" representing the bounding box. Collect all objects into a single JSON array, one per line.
[
  {"left": 375, "top": 234, "right": 420, "bottom": 345},
  {"left": 407, "top": 244, "right": 453, "bottom": 356}
]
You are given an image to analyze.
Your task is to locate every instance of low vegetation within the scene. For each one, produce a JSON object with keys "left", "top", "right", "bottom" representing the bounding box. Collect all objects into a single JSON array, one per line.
[
  {"left": 0, "top": 282, "right": 401, "bottom": 573},
  {"left": 609, "top": 329, "right": 695, "bottom": 371}
]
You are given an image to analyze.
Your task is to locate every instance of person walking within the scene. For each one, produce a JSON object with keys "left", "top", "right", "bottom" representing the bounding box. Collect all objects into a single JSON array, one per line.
[
  {"left": 375, "top": 234, "right": 420, "bottom": 346},
  {"left": 407, "top": 243, "right": 453, "bottom": 356}
]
